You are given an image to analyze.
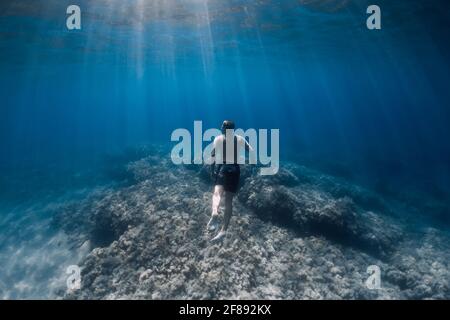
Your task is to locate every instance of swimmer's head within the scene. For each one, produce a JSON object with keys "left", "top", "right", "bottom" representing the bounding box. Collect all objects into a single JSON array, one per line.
[{"left": 221, "top": 120, "right": 235, "bottom": 134}]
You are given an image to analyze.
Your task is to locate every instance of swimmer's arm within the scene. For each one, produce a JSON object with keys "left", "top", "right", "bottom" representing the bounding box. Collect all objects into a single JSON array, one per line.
[
  {"left": 239, "top": 136, "right": 254, "bottom": 154},
  {"left": 210, "top": 135, "right": 222, "bottom": 160},
  {"left": 244, "top": 139, "right": 254, "bottom": 152},
  {"left": 237, "top": 136, "right": 256, "bottom": 162},
  {"left": 210, "top": 137, "right": 220, "bottom": 177}
]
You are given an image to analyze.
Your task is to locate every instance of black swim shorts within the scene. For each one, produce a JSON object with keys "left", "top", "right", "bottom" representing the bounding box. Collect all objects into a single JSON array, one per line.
[{"left": 215, "top": 164, "right": 240, "bottom": 193}]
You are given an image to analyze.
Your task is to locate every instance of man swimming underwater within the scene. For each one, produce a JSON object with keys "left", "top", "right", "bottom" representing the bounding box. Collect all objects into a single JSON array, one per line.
[{"left": 207, "top": 120, "right": 254, "bottom": 242}]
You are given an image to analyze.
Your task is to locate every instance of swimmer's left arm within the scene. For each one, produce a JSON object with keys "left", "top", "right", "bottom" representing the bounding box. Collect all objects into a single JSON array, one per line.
[
  {"left": 210, "top": 136, "right": 219, "bottom": 178},
  {"left": 210, "top": 148, "right": 216, "bottom": 176}
]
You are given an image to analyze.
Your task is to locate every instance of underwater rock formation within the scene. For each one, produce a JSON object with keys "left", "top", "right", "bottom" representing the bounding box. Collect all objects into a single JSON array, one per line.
[
  {"left": 54, "top": 147, "right": 449, "bottom": 300},
  {"left": 238, "top": 167, "right": 402, "bottom": 258}
]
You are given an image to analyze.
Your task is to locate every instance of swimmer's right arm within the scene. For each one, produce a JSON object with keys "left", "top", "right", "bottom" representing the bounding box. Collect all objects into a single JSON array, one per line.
[
  {"left": 244, "top": 138, "right": 254, "bottom": 152},
  {"left": 241, "top": 136, "right": 256, "bottom": 161}
]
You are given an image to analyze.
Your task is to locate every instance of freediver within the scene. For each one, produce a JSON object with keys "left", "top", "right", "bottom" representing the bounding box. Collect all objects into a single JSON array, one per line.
[{"left": 206, "top": 120, "right": 254, "bottom": 242}]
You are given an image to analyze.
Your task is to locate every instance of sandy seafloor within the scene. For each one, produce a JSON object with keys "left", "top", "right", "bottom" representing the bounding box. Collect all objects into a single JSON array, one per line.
[{"left": 0, "top": 145, "right": 448, "bottom": 299}]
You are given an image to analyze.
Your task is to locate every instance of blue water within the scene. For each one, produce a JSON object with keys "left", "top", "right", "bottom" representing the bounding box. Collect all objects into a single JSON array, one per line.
[
  {"left": 0, "top": 0, "right": 449, "bottom": 298},
  {"left": 2, "top": 1, "right": 450, "bottom": 194}
]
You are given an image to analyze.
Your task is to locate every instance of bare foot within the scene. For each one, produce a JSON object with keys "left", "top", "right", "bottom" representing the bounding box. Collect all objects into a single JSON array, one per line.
[
  {"left": 210, "top": 230, "right": 226, "bottom": 242},
  {"left": 206, "top": 214, "right": 219, "bottom": 232}
]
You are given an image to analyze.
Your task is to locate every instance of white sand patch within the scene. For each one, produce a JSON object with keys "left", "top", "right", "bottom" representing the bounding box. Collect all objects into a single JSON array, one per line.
[{"left": 0, "top": 205, "right": 91, "bottom": 299}]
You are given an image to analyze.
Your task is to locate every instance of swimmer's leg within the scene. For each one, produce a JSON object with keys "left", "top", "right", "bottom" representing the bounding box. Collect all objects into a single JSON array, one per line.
[
  {"left": 207, "top": 185, "right": 223, "bottom": 231},
  {"left": 211, "top": 191, "right": 234, "bottom": 242},
  {"left": 222, "top": 191, "right": 234, "bottom": 232}
]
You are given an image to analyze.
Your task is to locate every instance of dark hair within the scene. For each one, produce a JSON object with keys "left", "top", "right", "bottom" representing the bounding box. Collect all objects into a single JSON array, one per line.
[{"left": 221, "top": 120, "right": 235, "bottom": 133}]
